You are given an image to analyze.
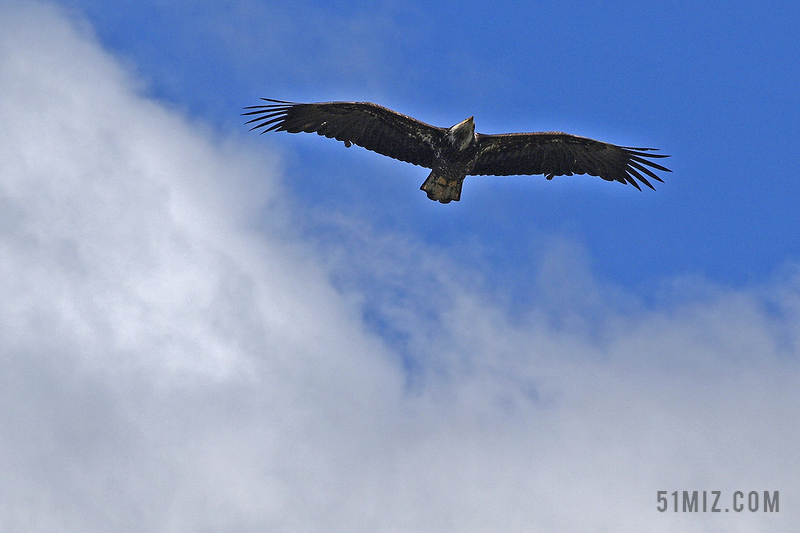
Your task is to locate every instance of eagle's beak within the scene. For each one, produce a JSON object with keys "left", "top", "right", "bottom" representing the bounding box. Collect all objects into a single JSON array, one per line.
[{"left": 457, "top": 116, "right": 475, "bottom": 133}]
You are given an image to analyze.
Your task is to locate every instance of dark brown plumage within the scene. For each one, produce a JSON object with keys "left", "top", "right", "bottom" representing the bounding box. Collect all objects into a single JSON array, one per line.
[{"left": 243, "top": 99, "right": 671, "bottom": 203}]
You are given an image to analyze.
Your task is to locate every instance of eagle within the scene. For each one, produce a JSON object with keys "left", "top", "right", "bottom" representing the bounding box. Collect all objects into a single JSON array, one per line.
[{"left": 244, "top": 99, "right": 670, "bottom": 203}]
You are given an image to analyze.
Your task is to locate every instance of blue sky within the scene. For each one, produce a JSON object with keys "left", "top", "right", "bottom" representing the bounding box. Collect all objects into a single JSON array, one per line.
[
  {"left": 2, "top": 1, "right": 799, "bottom": 531},
  {"left": 61, "top": 0, "right": 800, "bottom": 291}
]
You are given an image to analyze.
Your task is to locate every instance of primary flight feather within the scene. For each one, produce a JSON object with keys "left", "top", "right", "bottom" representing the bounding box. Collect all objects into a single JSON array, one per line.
[{"left": 243, "top": 99, "right": 671, "bottom": 203}]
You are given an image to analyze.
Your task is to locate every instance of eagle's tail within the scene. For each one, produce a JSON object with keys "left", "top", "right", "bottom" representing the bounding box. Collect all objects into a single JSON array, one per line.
[{"left": 420, "top": 171, "right": 464, "bottom": 204}]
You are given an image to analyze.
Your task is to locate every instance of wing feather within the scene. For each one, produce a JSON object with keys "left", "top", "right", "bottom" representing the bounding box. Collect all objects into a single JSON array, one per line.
[
  {"left": 472, "top": 132, "right": 671, "bottom": 189},
  {"left": 628, "top": 159, "right": 663, "bottom": 182},
  {"left": 243, "top": 99, "right": 444, "bottom": 168}
]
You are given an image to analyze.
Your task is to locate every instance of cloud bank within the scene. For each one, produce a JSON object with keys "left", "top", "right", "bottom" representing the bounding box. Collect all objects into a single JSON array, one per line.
[{"left": 1, "top": 2, "right": 798, "bottom": 532}]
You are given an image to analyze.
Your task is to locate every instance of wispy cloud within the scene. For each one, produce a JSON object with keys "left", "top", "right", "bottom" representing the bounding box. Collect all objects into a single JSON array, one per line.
[{"left": 1, "top": 2, "right": 798, "bottom": 532}]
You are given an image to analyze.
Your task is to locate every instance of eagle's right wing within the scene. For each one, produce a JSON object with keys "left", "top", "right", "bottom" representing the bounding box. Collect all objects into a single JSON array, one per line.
[
  {"left": 243, "top": 100, "right": 445, "bottom": 169},
  {"left": 472, "top": 132, "right": 670, "bottom": 190}
]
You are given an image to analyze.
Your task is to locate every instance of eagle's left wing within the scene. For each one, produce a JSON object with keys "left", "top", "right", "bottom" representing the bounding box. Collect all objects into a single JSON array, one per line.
[
  {"left": 243, "top": 100, "right": 445, "bottom": 169},
  {"left": 471, "top": 132, "right": 670, "bottom": 190}
]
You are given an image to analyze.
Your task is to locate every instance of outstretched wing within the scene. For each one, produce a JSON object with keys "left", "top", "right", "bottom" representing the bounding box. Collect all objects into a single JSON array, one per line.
[
  {"left": 472, "top": 132, "right": 671, "bottom": 190},
  {"left": 243, "top": 99, "right": 445, "bottom": 168}
]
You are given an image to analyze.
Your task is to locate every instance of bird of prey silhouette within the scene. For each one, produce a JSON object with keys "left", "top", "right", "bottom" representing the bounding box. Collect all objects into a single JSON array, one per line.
[{"left": 244, "top": 99, "right": 670, "bottom": 203}]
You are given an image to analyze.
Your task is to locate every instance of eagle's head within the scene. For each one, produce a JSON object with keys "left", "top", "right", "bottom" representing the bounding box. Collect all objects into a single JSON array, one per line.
[{"left": 446, "top": 116, "right": 476, "bottom": 151}]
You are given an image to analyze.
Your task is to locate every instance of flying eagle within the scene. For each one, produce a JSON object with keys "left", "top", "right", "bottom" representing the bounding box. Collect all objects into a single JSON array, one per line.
[{"left": 244, "top": 99, "right": 670, "bottom": 203}]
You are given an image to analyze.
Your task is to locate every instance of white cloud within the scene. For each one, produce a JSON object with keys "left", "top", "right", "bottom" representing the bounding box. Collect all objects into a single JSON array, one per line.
[{"left": 1, "top": 2, "right": 799, "bottom": 532}]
